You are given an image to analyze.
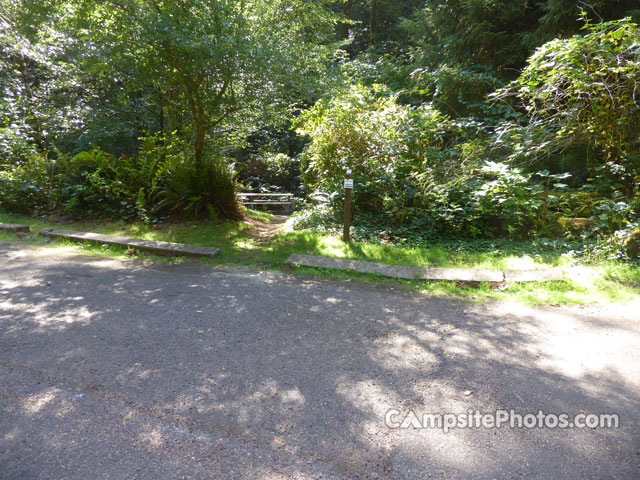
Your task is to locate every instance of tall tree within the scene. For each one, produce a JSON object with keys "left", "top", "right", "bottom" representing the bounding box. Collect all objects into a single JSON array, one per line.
[
  {"left": 70, "top": 0, "right": 341, "bottom": 167},
  {"left": 403, "top": 0, "right": 640, "bottom": 74},
  {"left": 0, "top": 0, "right": 80, "bottom": 157}
]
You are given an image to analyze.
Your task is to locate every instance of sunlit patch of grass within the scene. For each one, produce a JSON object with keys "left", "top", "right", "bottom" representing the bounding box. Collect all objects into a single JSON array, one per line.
[
  {"left": 0, "top": 231, "right": 18, "bottom": 242},
  {"left": 0, "top": 213, "right": 51, "bottom": 232},
  {"left": 55, "top": 238, "right": 132, "bottom": 259},
  {"left": 601, "top": 262, "right": 640, "bottom": 288},
  {"left": 244, "top": 208, "right": 275, "bottom": 222}
]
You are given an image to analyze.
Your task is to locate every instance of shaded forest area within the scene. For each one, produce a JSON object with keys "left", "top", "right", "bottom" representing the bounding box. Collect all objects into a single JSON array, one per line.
[{"left": 1, "top": 0, "right": 639, "bottom": 258}]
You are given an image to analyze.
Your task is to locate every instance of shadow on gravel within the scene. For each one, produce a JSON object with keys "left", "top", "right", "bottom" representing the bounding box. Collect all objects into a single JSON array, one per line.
[{"left": 1, "top": 246, "right": 638, "bottom": 479}]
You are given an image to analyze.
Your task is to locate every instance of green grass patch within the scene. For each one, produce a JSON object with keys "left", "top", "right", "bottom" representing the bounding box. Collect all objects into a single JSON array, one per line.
[
  {"left": 243, "top": 208, "right": 275, "bottom": 222},
  {"left": 0, "top": 231, "right": 19, "bottom": 242},
  {"left": 1, "top": 211, "right": 638, "bottom": 306}
]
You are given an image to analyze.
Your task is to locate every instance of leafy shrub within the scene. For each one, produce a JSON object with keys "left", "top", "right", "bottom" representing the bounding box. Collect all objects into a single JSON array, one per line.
[
  {"left": 0, "top": 153, "right": 56, "bottom": 214},
  {"left": 56, "top": 147, "right": 160, "bottom": 220},
  {"left": 296, "top": 84, "right": 414, "bottom": 192},
  {"left": 296, "top": 84, "right": 452, "bottom": 213},
  {"left": 0, "top": 125, "right": 37, "bottom": 167},
  {"left": 0, "top": 134, "right": 244, "bottom": 222},
  {"left": 551, "top": 191, "right": 600, "bottom": 219},
  {"left": 295, "top": 84, "right": 554, "bottom": 239},
  {"left": 591, "top": 196, "right": 637, "bottom": 234},
  {"left": 291, "top": 202, "right": 336, "bottom": 231},
  {"left": 409, "top": 65, "right": 506, "bottom": 118},
  {"left": 411, "top": 162, "right": 546, "bottom": 238},
  {"left": 155, "top": 154, "right": 242, "bottom": 220},
  {"left": 496, "top": 17, "right": 640, "bottom": 180}
]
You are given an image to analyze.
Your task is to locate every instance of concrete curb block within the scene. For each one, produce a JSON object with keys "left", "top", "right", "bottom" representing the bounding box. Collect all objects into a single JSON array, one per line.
[
  {"left": 285, "top": 253, "right": 420, "bottom": 279},
  {"left": 0, "top": 223, "right": 31, "bottom": 233},
  {"left": 285, "top": 254, "right": 565, "bottom": 283},
  {"left": 504, "top": 269, "right": 564, "bottom": 282},
  {"left": 39, "top": 229, "right": 219, "bottom": 258},
  {"left": 419, "top": 267, "right": 504, "bottom": 282}
]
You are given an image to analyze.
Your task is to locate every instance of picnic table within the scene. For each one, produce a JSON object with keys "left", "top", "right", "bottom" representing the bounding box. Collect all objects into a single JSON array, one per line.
[{"left": 237, "top": 193, "right": 294, "bottom": 213}]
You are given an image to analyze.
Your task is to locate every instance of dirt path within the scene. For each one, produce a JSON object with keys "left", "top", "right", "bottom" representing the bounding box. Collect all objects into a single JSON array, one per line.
[{"left": 245, "top": 214, "right": 289, "bottom": 241}]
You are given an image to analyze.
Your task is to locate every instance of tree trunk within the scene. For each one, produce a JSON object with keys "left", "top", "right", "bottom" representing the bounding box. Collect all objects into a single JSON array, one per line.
[
  {"left": 185, "top": 83, "right": 208, "bottom": 171},
  {"left": 19, "top": 56, "right": 46, "bottom": 152},
  {"left": 341, "top": 0, "right": 353, "bottom": 40},
  {"left": 369, "top": 0, "right": 377, "bottom": 46},
  {"left": 194, "top": 121, "right": 206, "bottom": 169},
  {"left": 158, "top": 96, "right": 165, "bottom": 135}
]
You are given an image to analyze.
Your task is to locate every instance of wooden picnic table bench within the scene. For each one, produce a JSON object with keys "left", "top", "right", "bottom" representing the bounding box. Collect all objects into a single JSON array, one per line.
[{"left": 237, "top": 193, "right": 294, "bottom": 213}]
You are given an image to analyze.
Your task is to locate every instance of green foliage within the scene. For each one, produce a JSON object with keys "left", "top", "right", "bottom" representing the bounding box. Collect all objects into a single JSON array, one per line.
[
  {"left": 0, "top": 153, "right": 55, "bottom": 213},
  {"left": 0, "top": 0, "right": 86, "bottom": 155},
  {"left": 238, "top": 152, "right": 302, "bottom": 194},
  {"left": 0, "top": 138, "right": 244, "bottom": 222},
  {"left": 156, "top": 154, "right": 242, "bottom": 221},
  {"left": 412, "top": 162, "right": 545, "bottom": 238},
  {"left": 553, "top": 191, "right": 600, "bottom": 218},
  {"left": 394, "top": 0, "right": 640, "bottom": 124},
  {"left": 296, "top": 85, "right": 559, "bottom": 239},
  {"left": 70, "top": 0, "right": 341, "bottom": 163},
  {"left": 2, "top": 0, "right": 639, "bottom": 250},
  {"left": 401, "top": 0, "right": 541, "bottom": 73},
  {"left": 409, "top": 65, "right": 506, "bottom": 118},
  {"left": 539, "top": 1, "right": 640, "bottom": 36},
  {"left": 1, "top": 0, "right": 342, "bottom": 221},
  {"left": 0, "top": 125, "right": 37, "bottom": 166},
  {"left": 402, "top": 0, "right": 639, "bottom": 74},
  {"left": 55, "top": 148, "right": 160, "bottom": 220},
  {"left": 296, "top": 84, "right": 419, "bottom": 192},
  {"left": 487, "top": 16, "right": 640, "bottom": 249},
  {"left": 497, "top": 17, "right": 640, "bottom": 171},
  {"left": 338, "top": 49, "right": 415, "bottom": 100}
]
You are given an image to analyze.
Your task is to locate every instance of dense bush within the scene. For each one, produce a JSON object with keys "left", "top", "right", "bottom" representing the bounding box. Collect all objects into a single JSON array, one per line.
[
  {"left": 156, "top": 154, "right": 242, "bottom": 220},
  {"left": 54, "top": 148, "right": 158, "bottom": 220},
  {"left": 409, "top": 65, "right": 506, "bottom": 118},
  {"left": 0, "top": 153, "right": 55, "bottom": 214},
  {"left": 296, "top": 84, "right": 413, "bottom": 190},
  {"left": 496, "top": 17, "right": 640, "bottom": 183},
  {"left": 291, "top": 18, "right": 640, "bottom": 245},
  {"left": 0, "top": 125, "right": 37, "bottom": 167},
  {"left": 295, "top": 84, "right": 558, "bottom": 239},
  {"left": 0, "top": 139, "right": 242, "bottom": 221}
]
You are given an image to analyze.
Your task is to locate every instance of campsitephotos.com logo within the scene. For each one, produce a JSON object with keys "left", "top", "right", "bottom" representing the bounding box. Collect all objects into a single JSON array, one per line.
[{"left": 385, "top": 409, "right": 620, "bottom": 434}]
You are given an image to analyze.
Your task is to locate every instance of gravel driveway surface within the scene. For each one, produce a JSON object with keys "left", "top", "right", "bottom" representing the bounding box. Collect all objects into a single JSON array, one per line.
[{"left": 1, "top": 244, "right": 639, "bottom": 479}]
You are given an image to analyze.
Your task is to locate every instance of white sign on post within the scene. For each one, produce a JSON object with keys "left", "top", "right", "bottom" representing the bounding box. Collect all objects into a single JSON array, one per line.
[{"left": 344, "top": 179, "right": 354, "bottom": 189}]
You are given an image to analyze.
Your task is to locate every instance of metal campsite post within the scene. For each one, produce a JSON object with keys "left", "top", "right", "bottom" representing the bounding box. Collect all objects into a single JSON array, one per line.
[{"left": 343, "top": 168, "right": 353, "bottom": 242}]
